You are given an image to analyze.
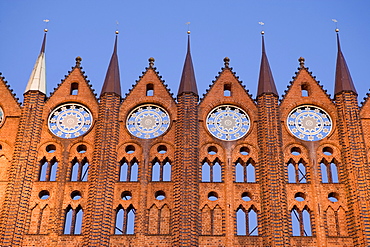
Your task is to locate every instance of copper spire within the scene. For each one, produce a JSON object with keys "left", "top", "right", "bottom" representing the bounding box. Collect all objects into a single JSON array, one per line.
[
  {"left": 178, "top": 32, "right": 198, "bottom": 96},
  {"left": 101, "top": 33, "right": 121, "bottom": 96},
  {"left": 334, "top": 30, "right": 357, "bottom": 95},
  {"left": 25, "top": 30, "right": 47, "bottom": 94},
  {"left": 257, "top": 32, "right": 278, "bottom": 97}
]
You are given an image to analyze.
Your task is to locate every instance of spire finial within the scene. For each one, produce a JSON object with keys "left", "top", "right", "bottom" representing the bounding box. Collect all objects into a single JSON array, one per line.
[
  {"left": 115, "top": 21, "right": 119, "bottom": 34},
  {"left": 258, "top": 21, "right": 265, "bottom": 35},
  {"left": 186, "top": 22, "right": 191, "bottom": 35},
  {"left": 299, "top": 57, "right": 305, "bottom": 68},
  {"left": 149, "top": 57, "right": 155, "bottom": 68},
  {"left": 75, "top": 56, "right": 82, "bottom": 68},
  {"left": 43, "top": 19, "right": 49, "bottom": 33},
  {"left": 224, "top": 57, "right": 230, "bottom": 68}
]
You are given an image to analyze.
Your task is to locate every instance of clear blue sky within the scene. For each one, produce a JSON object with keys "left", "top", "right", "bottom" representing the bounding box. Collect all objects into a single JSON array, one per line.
[{"left": 1, "top": 1, "right": 369, "bottom": 103}]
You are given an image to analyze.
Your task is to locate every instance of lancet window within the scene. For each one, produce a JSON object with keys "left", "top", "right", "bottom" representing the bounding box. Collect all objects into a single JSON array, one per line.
[
  {"left": 148, "top": 204, "right": 170, "bottom": 234},
  {"left": 70, "top": 158, "right": 89, "bottom": 182},
  {"left": 29, "top": 204, "right": 50, "bottom": 234},
  {"left": 114, "top": 205, "right": 136, "bottom": 234},
  {"left": 291, "top": 206, "right": 312, "bottom": 236},
  {"left": 63, "top": 205, "right": 83, "bottom": 234},
  {"left": 201, "top": 158, "right": 222, "bottom": 182},
  {"left": 325, "top": 206, "right": 348, "bottom": 236},
  {"left": 235, "top": 158, "right": 256, "bottom": 183},
  {"left": 119, "top": 158, "right": 139, "bottom": 182},
  {"left": 151, "top": 158, "right": 171, "bottom": 182},
  {"left": 236, "top": 205, "right": 258, "bottom": 236},
  {"left": 39, "top": 157, "right": 58, "bottom": 181},
  {"left": 287, "top": 158, "right": 307, "bottom": 183},
  {"left": 320, "top": 159, "right": 339, "bottom": 183},
  {"left": 201, "top": 205, "right": 223, "bottom": 235}
]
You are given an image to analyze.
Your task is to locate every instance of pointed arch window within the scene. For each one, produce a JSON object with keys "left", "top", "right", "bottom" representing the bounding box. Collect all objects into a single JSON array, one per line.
[
  {"left": 201, "top": 158, "right": 222, "bottom": 182},
  {"left": 320, "top": 159, "right": 339, "bottom": 183},
  {"left": 201, "top": 205, "right": 223, "bottom": 235},
  {"left": 236, "top": 205, "right": 258, "bottom": 236},
  {"left": 29, "top": 204, "right": 50, "bottom": 234},
  {"left": 287, "top": 159, "right": 307, "bottom": 183},
  {"left": 291, "top": 206, "right": 312, "bottom": 236},
  {"left": 151, "top": 158, "right": 172, "bottom": 182},
  {"left": 70, "top": 158, "right": 89, "bottom": 182},
  {"left": 114, "top": 205, "right": 136, "bottom": 234},
  {"left": 148, "top": 204, "right": 171, "bottom": 235},
  {"left": 63, "top": 205, "right": 83, "bottom": 234},
  {"left": 235, "top": 158, "right": 256, "bottom": 183},
  {"left": 39, "top": 157, "right": 58, "bottom": 181},
  {"left": 119, "top": 158, "right": 139, "bottom": 182}
]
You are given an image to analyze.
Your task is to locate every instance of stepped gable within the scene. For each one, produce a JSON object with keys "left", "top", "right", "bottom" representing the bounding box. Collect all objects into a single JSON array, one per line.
[
  {"left": 360, "top": 90, "right": 370, "bottom": 116},
  {"left": 0, "top": 73, "right": 21, "bottom": 108},
  {"left": 199, "top": 57, "right": 254, "bottom": 103},
  {"left": 123, "top": 57, "right": 175, "bottom": 103},
  {"left": 280, "top": 57, "right": 333, "bottom": 105},
  {"left": 47, "top": 57, "right": 98, "bottom": 103}
]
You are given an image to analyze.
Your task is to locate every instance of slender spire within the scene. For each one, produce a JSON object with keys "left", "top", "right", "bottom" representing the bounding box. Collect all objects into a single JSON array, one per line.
[
  {"left": 334, "top": 29, "right": 357, "bottom": 95},
  {"left": 25, "top": 30, "right": 47, "bottom": 94},
  {"left": 178, "top": 31, "right": 198, "bottom": 96},
  {"left": 257, "top": 32, "right": 278, "bottom": 97},
  {"left": 101, "top": 31, "right": 121, "bottom": 96}
]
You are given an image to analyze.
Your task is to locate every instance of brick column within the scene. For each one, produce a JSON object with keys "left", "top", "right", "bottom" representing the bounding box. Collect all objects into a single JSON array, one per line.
[
  {"left": 83, "top": 93, "right": 121, "bottom": 246},
  {"left": 172, "top": 93, "right": 199, "bottom": 246},
  {"left": 0, "top": 91, "right": 45, "bottom": 246},
  {"left": 257, "top": 93, "right": 290, "bottom": 246}
]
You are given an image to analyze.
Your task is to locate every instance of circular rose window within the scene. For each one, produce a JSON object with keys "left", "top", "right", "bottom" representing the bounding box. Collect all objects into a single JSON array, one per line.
[
  {"left": 48, "top": 103, "right": 93, "bottom": 139},
  {"left": 287, "top": 105, "right": 332, "bottom": 141},
  {"left": 126, "top": 104, "right": 170, "bottom": 139},
  {"left": 206, "top": 105, "right": 250, "bottom": 141},
  {"left": 0, "top": 107, "right": 4, "bottom": 126}
]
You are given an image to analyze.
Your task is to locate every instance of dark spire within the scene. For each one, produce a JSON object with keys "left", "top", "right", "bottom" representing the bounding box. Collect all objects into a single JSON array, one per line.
[
  {"left": 40, "top": 32, "right": 46, "bottom": 54},
  {"left": 334, "top": 30, "right": 357, "bottom": 95},
  {"left": 101, "top": 33, "right": 121, "bottom": 96},
  {"left": 257, "top": 32, "right": 278, "bottom": 97},
  {"left": 178, "top": 32, "right": 198, "bottom": 96}
]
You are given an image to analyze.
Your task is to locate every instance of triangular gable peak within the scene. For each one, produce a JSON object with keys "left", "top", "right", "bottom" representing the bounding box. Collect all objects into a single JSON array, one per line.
[
  {"left": 47, "top": 57, "right": 98, "bottom": 104},
  {"left": 280, "top": 57, "right": 333, "bottom": 106},
  {"left": 360, "top": 90, "right": 370, "bottom": 118},
  {"left": 200, "top": 57, "right": 255, "bottom": 105},
  {"left": 45, "top": 56, "right": 98, "bottom": 118},
  {"left": 0, "top": 73, "right": 21, "bottom": 109},
  {"left": 123, "top": 58, "right": 175, "bottom": 104}
]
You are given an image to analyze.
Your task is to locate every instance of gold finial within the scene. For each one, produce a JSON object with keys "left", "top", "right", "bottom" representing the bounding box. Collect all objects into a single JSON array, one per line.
[
  {"left": 43, "top": 19, "right": 49, "bottom": 32},
  {"left": 186, "top": 22, "right": 191, "bottom": 34},
  {"left": 332, "top": 19, "right": 339, "bottom": 32},
  {"left": 76, "top": 56, "right": 82, "bottom": 67},
  {"left": 298, "top": 57, "right": 305, "bottom": 68},
  {"left": 149, "top": 57, "right": 155, "bottom": 68},
  {"left": 116, "top": 21, "right": 119, "bottom": 34},
  {"left": 224, "top": 57, "right": 230, "bottom": 68},
  {"left": 258, "top": 21, "right": 265, "bottom": 35}
]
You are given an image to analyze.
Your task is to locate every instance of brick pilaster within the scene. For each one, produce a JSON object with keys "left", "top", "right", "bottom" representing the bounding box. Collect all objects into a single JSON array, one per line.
[
  {"left": 257, "top": 93, "right": 290, "bottom": 246},
  {"left": 172, "top": 94, "right": 199, "bottom": 246},
  {"left": 0, "top": 91, "right": 45, "bottom": 246}
]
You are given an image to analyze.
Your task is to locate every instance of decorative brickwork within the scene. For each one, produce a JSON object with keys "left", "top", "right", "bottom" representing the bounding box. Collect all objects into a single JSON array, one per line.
[{"left": 1, "top": 32, "right": 370, "bottom": 247}]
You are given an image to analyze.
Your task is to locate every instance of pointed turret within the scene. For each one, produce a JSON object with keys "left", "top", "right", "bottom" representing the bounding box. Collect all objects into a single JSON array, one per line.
[
  {"left": 25, "top": 30, "right": 47, "bottom": 94},
  {"left": 334, "top": 29, "right": 357, "bottom": 95},
  {"left": 101, "top": 33, "right": 121, "bottom": 96},
  {"left": 257, "top": 32, "right": 278, "bottom": 97},
  {"left": 178, "top": 32, "right": 198, "bottom": 96}
]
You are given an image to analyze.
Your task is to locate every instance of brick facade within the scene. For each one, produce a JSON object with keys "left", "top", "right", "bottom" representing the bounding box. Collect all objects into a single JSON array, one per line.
[{"left": 0, "top": 32, "right": 370, "bottom": 246}]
